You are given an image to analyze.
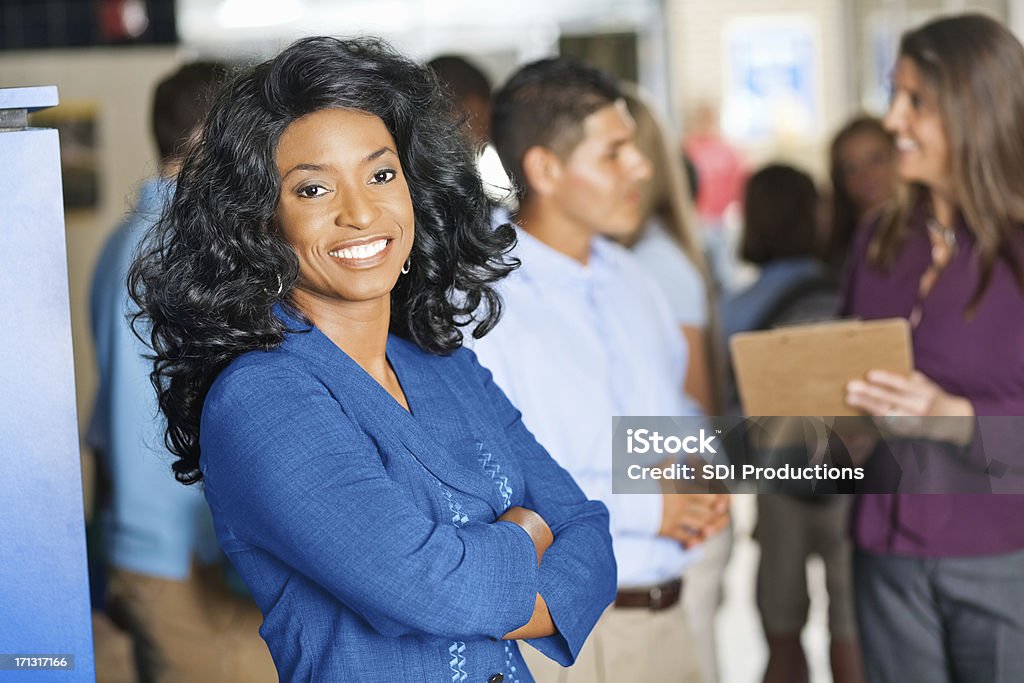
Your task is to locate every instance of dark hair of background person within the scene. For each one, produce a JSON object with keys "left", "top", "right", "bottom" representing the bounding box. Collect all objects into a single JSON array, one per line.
[
  {"left": 426, "top": 54, "right": 493, "bottom": 145},
  {"left": 129, "top": 36, "right": 517, "bottom": 483},
  {"left": 620, "top": 86, "right": 706, "bottom": 270},
  {"left": 871, "top": 13, "right": 1024, "bottom": 312},
  {"left": 683, "top": 154, "right": 700, "bottom": 202},
  {"left": 491, "top": 57, "right": 621, "bottom": 203},
  {"left": 426, "top": 55, "right": 492, "bottom": 101},
  {"left": 827, "top": 115, "right": 893, "bottom": 267},
  {"left": 151, "top": 61, "right": 230, "bottom": 163},
  {"left": 740, "top": 164, "right": 820, "bottom": 265}
]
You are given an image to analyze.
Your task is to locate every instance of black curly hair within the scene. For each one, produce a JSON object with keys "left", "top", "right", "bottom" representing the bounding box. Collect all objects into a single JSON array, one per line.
[{"left": 128, "top": 36, "right": 517, "bottom": 484}]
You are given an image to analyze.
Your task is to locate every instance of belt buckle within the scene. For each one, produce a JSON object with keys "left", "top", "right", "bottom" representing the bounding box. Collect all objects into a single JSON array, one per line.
[{"left": 648, "top": 584, "right": 664, "bottom": 610}]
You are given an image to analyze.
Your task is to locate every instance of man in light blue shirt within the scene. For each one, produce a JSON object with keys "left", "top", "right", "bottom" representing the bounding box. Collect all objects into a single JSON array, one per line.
[
  {"left": 87, "top": 62, "right": 275, "bottom": 683},
  {"left": 474, "top": 58, "right": 729, "bottom": 682}
]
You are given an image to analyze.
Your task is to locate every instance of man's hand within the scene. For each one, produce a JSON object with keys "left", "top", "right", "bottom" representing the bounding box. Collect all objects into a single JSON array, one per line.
[{"left": 658, "top": 493, "right": 730, "bottom": 548}]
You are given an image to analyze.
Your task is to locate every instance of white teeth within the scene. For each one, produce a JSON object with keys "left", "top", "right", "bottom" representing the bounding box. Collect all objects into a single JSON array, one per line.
[
  {"left": 896, "top": 137, "right": 919, "bottom": 151},
  {"left": 329, "top": 238, "right": 388, "bottom": 260}
]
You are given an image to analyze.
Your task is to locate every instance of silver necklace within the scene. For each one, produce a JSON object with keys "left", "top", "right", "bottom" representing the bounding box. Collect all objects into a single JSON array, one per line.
[
  {"left": 926, "top": 217, "right": 957, "bottom": 264},
  {"left": 926, "top": 217, "right": 957, "bottom": 249}
]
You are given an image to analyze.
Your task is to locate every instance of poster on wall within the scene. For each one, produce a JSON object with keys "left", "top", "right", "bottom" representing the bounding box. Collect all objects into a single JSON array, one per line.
[
  {"left": 720, "top": 15, "right": 821, "bottom": 144},
  {"left": 29, "top": 101, "right": 100, "bottom": 210}
]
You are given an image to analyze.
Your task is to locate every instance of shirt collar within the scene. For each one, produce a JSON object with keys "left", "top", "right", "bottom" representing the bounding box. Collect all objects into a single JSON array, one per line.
[
  {"left": 138, "top": 175, "right": 173, "bottom": 204},
  {"left": 513, "top": 227, "right": 619, "bottom": 285},
  {"left": 133, "top": 176, "right": 175, "bottom": 220}
]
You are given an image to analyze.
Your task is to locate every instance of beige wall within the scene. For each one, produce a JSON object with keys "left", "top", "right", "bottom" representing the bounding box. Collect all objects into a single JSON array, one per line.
[{"left": 1, "top": 47, "right": 182, "bottom": 455}]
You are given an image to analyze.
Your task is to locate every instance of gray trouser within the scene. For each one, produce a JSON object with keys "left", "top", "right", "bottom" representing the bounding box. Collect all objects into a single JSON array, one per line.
[{"left": 855, "top": 548, "right": 1024, "bottom": 683}]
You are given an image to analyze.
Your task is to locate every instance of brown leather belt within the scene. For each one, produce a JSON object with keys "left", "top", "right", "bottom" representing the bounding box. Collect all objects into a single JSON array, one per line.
[{"left": 614, "top": 578, "right": 682, "bottom": 611}]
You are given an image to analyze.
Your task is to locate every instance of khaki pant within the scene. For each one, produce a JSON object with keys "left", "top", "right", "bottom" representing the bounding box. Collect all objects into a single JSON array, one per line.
[
  {"left": 683, "top": 523, "right": 733, "bottom": 683},
  {"left": 105, "top": 562, "right": 277, "bottom": 683},
  {"left": 520, "top": 597, "right": 700, "bottom": 683}
]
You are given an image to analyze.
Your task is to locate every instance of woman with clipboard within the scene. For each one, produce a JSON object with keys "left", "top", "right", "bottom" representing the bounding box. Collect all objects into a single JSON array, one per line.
[{"left": 843, "top": 14, "right": 1024, "bottom": 683}]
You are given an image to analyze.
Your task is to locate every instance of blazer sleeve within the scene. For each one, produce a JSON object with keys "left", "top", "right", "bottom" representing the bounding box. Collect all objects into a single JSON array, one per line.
[
  {"left": 200, "top": 359, "right": 539, "bottom": 641},
  {"left": 461, "top": 348, "right": 618, "bottom": 665}
]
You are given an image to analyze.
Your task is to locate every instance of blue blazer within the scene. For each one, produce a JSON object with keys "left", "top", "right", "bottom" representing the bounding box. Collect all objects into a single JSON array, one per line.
[{"left": 199, "top": 311, "right": 616, "bottom": 682}]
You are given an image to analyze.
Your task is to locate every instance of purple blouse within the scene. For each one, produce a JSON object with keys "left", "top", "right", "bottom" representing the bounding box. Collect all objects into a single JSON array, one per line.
[{"left": 842, "top": 211, "right": 1024, "bottom": 557}]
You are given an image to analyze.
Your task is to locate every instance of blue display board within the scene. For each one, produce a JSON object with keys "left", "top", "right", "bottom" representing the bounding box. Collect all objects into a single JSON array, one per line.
[{"left": 0, "top": 86, "right": 95, "bottom": 680}]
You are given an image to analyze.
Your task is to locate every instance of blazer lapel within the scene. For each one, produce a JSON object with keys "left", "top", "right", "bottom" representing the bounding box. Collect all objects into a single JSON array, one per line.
[
  {"left": 386, "top": 337, "right": 506, "bottom": 516},
  {"left": 277, "top": 313, "right": 504, "bottom": 516}
]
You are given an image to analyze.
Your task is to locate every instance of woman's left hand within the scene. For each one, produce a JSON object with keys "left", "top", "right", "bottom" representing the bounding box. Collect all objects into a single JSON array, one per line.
[{"left": 845, "top": 370, "right": 975, "bottom": 444}]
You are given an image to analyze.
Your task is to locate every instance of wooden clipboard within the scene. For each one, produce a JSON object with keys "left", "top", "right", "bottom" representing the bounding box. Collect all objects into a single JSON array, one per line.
[{"left": 730, "top": 318, "right": 913, "bottom": 416}]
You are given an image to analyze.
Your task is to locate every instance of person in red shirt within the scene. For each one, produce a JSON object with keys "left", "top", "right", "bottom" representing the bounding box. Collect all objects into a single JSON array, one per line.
[{"left": 684, "top": 103, "right": 748, "bottom": 291}]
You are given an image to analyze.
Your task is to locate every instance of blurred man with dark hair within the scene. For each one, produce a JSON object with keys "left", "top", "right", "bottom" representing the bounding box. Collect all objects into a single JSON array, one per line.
[
  {"left": 87, "top": 61, "right": 276, "bottom": 683},
  {"left": 473, "top": 57, "right": 727, "bottom": 682},
  {"left": 427, "top": 53, "right": 513, "bottom": 204},
  {"left": 427, "top": 54, "right": 493, "bottom": 147},
  {"left": 150, "top": 62, "right": 225, "bottom": 161}
]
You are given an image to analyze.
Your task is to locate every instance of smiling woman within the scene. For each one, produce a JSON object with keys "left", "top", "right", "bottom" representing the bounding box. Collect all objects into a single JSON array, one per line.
[
  {"left": 275, "top": 110, "right": 415, "bottom": 319},
  {"left": 840, "top": 14, "right": 1024, "bottom": 683},
  {"left": 127, "top": 36, "right": 615, "bottom": 682}
]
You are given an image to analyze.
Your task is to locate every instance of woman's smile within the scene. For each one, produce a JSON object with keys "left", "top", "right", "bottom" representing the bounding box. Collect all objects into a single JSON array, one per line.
[{"left": 327, "top": 236, "right": 394, "bottom": 267}]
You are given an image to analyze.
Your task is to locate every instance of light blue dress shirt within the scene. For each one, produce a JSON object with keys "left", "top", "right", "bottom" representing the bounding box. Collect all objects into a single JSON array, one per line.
[
  {"left": 87, "top": 177, "right": 220, "bottom": 578},
  {"left": 632, "top": 218, "right": 708, "bottom": 327},
  {"left": 471, "top": 229, "right": 702, "bottom": 586}
]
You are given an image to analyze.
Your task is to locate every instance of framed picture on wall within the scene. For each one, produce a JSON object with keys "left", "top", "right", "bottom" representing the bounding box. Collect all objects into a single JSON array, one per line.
[
  {"left": 720, "top": 14, "right": 821, "bottom": 144},
  {"left": 30, "top": 101, "right": 101, "bottom": 211}
]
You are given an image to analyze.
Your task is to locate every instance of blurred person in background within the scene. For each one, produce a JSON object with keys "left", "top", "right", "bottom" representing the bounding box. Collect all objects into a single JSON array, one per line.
[
  {"left": 87, "top": 61, "right": 278, "bottom": 683},
  {"left": 684, "top": 102, "right": 748, "bottom": 292},
  {"left": 826, "top": 116, "right": 899, "bottom": 274},
  {"left": 619, "top": 85, "right": 731, "bottom": 683},
  {"left": 476, "top": 56, "right": 728, "bottom": 683},
  {"left": 619, "top": 85, "right": 719, "bottom": 416},
  {"left": 843, "top": 14, "right": 1024, "bottom": 682},
  {"left": 427, "top": 54, "right": 492, "bottom": 149},
  {"left": 427, "top": 54, "right": 512, "bottom": 206},
  {"left": 722, "top": 164, "right": 864, "bottom": 683},
  {"left": 720, "top": 164, "right": 836, "bottom": 349}
]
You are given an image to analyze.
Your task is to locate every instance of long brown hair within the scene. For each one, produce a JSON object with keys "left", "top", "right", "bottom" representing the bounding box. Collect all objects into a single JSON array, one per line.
[
  {"left": 620, "top": 86, "right": 710, "bottom": 279},
  {"left": 829, "top": 116, "right": 894, "bottom": 267},
  {"left": 621, "top": 86, "right": 724, "bottom": 413},
  {"left": 872, "top": 13, "right": 1024, "bottom": 313}
]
